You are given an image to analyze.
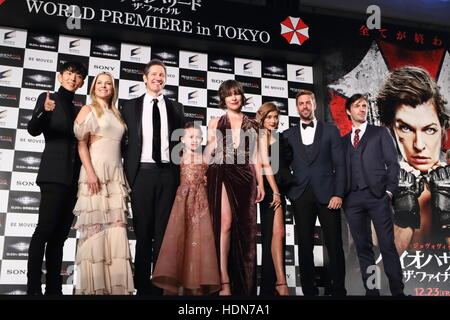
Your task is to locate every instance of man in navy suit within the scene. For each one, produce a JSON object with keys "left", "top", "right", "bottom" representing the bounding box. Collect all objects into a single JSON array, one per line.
[
  {"left": 342, "top": 93, "right": 404, "bottom": 296},
  {"left": 281, "top": 90, "right": 346, "bottom": 296}
]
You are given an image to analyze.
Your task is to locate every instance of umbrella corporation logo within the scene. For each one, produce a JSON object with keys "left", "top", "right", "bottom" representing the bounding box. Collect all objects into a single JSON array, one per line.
[{"left": 280, "top": 16, "right": 309, "bottom": 46}]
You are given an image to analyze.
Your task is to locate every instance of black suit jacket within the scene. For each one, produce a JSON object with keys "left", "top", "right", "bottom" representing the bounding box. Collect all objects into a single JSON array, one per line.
[
  {"left": 281, "top": 121, "right": 346, "bottom": 204},
  {"left": 342, "top": 124, "right": 400, "bottom": 198},
  {"left": 119, "top": 94, "right": 185, "bottom": 187},
  {"left": 27, "top": 90, "right": 81, "bottom": 186}
]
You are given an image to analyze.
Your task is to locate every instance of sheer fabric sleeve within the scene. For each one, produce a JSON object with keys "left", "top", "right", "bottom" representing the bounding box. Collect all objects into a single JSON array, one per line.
[{"left": 74, "top": 111, "right": 99, "bottom": 140}]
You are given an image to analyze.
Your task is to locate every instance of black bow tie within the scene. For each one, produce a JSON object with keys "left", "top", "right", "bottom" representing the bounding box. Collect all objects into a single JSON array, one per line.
[{"left": 302, "top": 122, "right": 314, "bottom": 129}]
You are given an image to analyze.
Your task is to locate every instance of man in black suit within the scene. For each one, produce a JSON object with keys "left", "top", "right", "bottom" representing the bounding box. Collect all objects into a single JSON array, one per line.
[
  {"left": 281, "top": 90, "right": 346, "bottom": 296},
  {"left": 342, "top": 93, "right": 404, "bottom": 296},
  {"left": 120, "top": 59, "right": 185, "bottom": 295},
  {"left": 27, "top": 61, "right": 87, "bottom": 295}
]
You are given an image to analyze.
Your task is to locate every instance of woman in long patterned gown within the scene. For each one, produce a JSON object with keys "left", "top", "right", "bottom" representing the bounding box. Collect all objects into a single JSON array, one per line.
[{"left": 152, "top": 122, "right": 220, "bottom": 295}]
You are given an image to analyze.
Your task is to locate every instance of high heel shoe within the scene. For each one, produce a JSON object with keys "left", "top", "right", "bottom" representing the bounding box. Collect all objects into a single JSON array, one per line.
[{"left": 274, "top": 283, "right": 289, "bottom": 296}]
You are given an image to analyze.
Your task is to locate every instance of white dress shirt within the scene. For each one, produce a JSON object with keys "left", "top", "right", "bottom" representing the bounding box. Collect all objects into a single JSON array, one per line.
[
  {"left": 141, "top": 93, "right": 170, "bottom": 163},
  {"left": 300, "top": 119, "right": 317, "bottom": 145},
  {"left": 351, "top": 121, "right": 368, "bottom": 147}
]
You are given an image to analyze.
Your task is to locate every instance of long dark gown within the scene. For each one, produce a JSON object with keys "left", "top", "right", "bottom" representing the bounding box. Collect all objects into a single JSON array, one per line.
[
  {"left": 259, "top": 138, "right": 287, "bottom": 295},
  {"left": 206, "top": 113, "right": 259, "bottom": 295}
]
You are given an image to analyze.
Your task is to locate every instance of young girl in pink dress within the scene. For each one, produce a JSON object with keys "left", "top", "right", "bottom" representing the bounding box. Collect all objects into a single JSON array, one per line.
[{"left": 152, "top": 122, "right": 220, "bottom": 295}]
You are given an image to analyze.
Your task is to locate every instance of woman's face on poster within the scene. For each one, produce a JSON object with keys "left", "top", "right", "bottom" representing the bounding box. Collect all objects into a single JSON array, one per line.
[{"left": 393, "top": 99, "right": 442, "bottom": 172}]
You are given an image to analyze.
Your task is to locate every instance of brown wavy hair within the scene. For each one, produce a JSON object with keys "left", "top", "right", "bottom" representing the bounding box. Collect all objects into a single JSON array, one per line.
[
  {"left": 256, "top": 102, "right": 280, "bottom": 128},
  {"left": 377, "top": 66, "right": 449, "bottom": 133},
  {"left": 295, "top": 89, "right": 316, "bottom": 105},
  {"left": 218, "top": 79, "right": 246, "bottom": 109}
]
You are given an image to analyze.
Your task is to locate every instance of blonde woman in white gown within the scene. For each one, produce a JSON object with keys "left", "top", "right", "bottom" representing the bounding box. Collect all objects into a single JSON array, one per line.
[{"left": 73, "top": 72, "right": 134, "bottom": 294}]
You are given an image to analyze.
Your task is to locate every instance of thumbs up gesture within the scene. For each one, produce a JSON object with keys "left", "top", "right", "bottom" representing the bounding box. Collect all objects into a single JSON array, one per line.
[{"left": 44, "top": 91, "right": 56, "bottom": 111}]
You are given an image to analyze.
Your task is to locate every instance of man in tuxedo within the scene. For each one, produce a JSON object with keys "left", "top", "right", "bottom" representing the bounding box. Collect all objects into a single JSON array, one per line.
[
  {"left": 27, "top": 61, "right": 87, "bottom": 295},
  {"left": 281, "top": 90, "right": 346, "bottom": 296},
  {"left": 120, "top": 59, "right": 185, "bottom": 295},
  {"left": 342, "top": 93, "right": 404, "bottom": 296}
]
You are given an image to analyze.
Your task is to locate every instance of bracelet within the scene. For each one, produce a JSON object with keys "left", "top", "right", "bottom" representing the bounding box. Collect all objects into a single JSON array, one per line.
[{"left": 273, "top": 192, "right": 281, "bottom": 196}]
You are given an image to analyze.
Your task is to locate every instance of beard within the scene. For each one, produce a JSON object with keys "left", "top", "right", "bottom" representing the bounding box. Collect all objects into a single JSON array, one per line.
[{"left": 300, "top": 110, "right": 314, "bottom": 121}]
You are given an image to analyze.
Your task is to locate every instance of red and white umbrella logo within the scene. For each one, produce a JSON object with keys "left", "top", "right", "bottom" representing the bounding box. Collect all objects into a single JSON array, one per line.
[{"left": 280, "top": 16, "right": 309, "bottom": 45}]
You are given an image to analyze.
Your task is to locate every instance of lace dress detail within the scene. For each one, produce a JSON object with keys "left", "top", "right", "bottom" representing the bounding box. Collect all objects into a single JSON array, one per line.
[
  {"left": 73, "top": 108, "right": 134, "bottom": 295},
  {"left": 151, "top": 161, "right": 220, "bottom": 295}
]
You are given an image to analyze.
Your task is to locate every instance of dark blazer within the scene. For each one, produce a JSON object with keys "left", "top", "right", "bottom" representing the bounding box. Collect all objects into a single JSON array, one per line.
[
  {"left": 281, "top": 121, "right": 346, "bottom": 204},
  {"left": 119, "top": 94, "right": 185, "bottom": 187},
  {"left": 27, "top": 91, "right": 81, "bottom": 186},
  {"left": 342, "top": 124, "right": 400, "bottom": 198}
]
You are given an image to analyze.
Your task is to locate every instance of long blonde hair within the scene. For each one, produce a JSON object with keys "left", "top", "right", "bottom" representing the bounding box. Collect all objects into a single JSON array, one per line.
[{"left": 89, "top": 72, "right": 125, "bottom": 126}]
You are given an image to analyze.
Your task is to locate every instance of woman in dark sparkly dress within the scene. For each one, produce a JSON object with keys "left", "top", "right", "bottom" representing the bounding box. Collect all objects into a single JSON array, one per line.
[{"left": 206, "top": 80, "right": 264, "bottom": 295}]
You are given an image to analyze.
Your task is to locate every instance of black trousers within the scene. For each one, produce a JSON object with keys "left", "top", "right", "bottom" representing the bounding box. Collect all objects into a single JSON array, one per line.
[
  {"left": 27, "top": 183, "right": 77, "bottom": 295},
  {"left": 292, "top": 184, "right": 346, "bottom": 296},
  {"left": 130, "top": 164, "right": 177, "bottom": 295},
  {"left": 344, "top": 188, "right": 404, "bottom": 295},
  {"left": 259, "top": 187, "right": 286, "bottom": 296}
]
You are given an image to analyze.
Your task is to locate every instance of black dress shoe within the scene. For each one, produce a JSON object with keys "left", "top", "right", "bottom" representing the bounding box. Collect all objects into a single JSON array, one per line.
[{"left": 27, "top": 291, "right": 43, "bottom": 296}]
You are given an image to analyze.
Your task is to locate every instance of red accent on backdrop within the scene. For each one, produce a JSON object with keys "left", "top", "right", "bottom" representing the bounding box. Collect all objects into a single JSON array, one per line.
[
  {"left": 281, "top": 17, "right": 294, "bottom": 30},
  {"left": 329, "top": 91, "right": 352, "bottom": 137},
  {"left": 297, "top": 32, "right": 309, "bottom": 44},
  {"left": 378, "top": 41, "right": 445, "bottom": 79},
  {"left": 329, "top": 40, "right": 450, "bottom": 146},
  {"left": 282, "top": 32, "right": 294, "bottom": 43},
  {"left": 296, "top": 19, "right": 308, "bottom": 30}
]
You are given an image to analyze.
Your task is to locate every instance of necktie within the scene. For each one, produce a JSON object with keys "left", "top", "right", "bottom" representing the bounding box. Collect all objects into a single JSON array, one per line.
[
  {"left": 152, "top": 98, "right": 161, "bottom": 163},
  {"left": 353, "top": 129, "right": 361, "bottom": 148},
  {"left": 302, "top": 122, "right": 314, "bottom": 129}
]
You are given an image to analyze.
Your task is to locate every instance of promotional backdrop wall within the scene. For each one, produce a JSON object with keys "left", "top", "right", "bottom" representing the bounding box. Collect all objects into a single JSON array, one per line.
[
  {"left": 0, "top": 25, "right": 320, "bottom": 295},
  {"left": 0, "top": 0, "right": 449, "bottom": 296}
]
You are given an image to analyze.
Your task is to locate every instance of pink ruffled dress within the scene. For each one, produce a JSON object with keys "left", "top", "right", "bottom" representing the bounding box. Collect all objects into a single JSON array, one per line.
[{"left": 151, "top": 162, "right": 220, "bottom": 295}]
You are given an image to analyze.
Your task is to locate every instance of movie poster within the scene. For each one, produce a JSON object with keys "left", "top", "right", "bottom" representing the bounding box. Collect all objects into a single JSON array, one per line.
[{"left": 325, "top": 26, "right": 450, "bottom": 295}]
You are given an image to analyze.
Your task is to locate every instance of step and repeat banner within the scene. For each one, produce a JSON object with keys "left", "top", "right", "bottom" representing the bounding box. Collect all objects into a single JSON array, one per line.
[
  {"left": 0, "top": 26, "right": 317, "bottom": 295},
  {"left": 0, "top": 0, "right": 449, "bottom": 295}
]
